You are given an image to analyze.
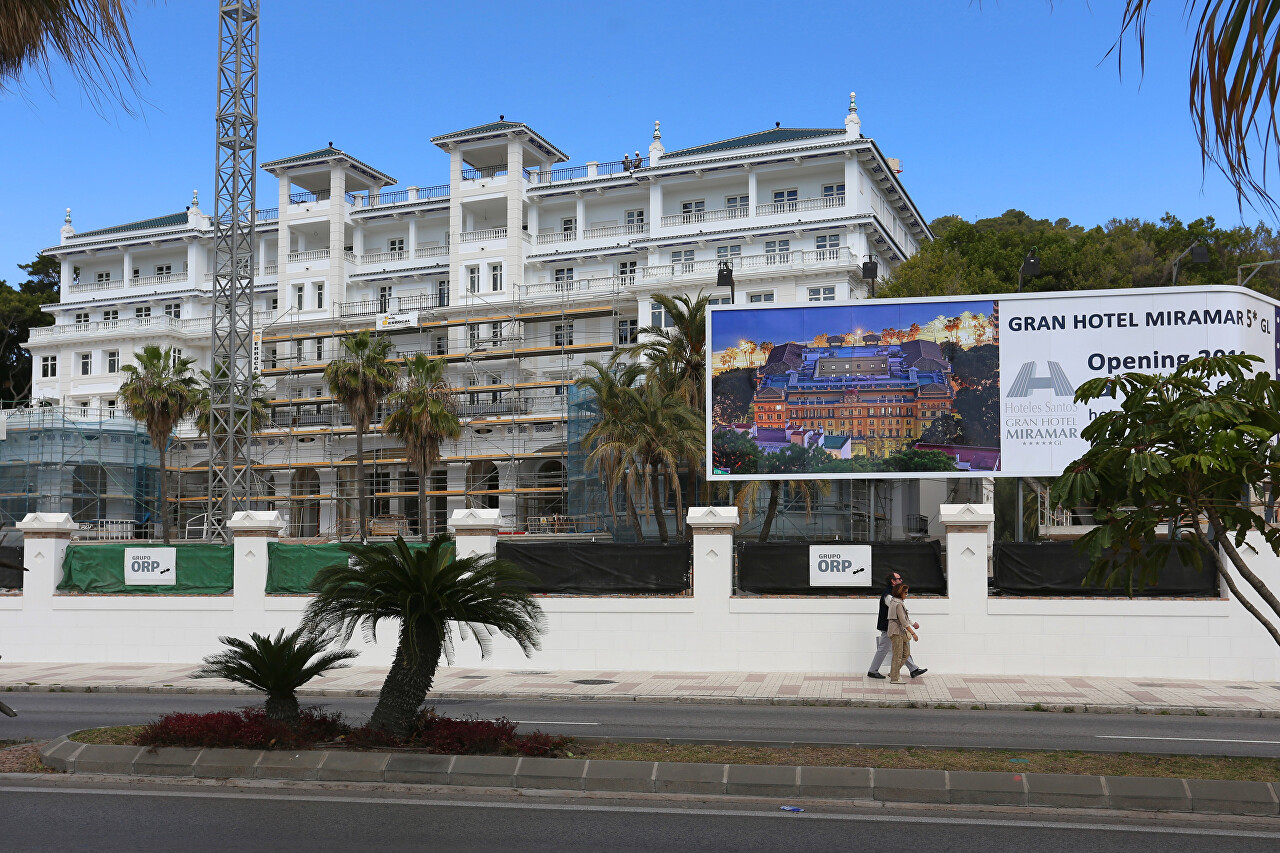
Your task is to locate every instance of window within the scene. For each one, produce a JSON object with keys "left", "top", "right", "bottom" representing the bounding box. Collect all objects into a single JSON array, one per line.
[
  {"left": 773, "top": 188, "right": 799, "bottom": 210},
  {"left": 617, "top": 318, "right": 638, "bottom": 345},
  {"left": 387, "top": 237, "right": 405, "bottom": 254},
  {"left": 625, "top": 209, "right": 645, "bottom": 227},
  {"left": 314, "top": 282, "right": 325, "bottom": 309},
  {"left": 315, "top": 338, "right": 324, "bottom": 361},
  {"left": 707, "top": 296, "right": 732, "bottom": 306},
  {"left": 749, "top": 292, "right": 775, "bottom": 304},
  {"left": 716, "top": 244, "right": 742, "bottom": 260},
  {"left": 40, "top": 355, "right": 56, "bottom": 378},
  {"left": 554, "top": 322, "right": 574, "bottom": 347},
  {"left": 103, "top": 309, "right": 118, "bottom": 323},
  {"left": 617, "top": 260, "right": 637, "bottom": 284},
  {"left": 267, "top": 346, "right": 278, "bottom": 369},
  {"left": 823, "top": 183, "right": 846, "bottom": 198},
  {"left": 764, "top": 239, "right": 791, "bottom": 263},
  {"left": 468, "top": 323, "right": 481, "bottom": 349},
  {"left": 561, "top": 217, "right": 577, "bottom": 234},
  {"left": 95, "top": 271, "right": 111, "bottom": 283},
  {"left": 295, "top": 284, "right": 305, "bottom": 310},
  {"left": 436, "top": 280, "right": 450, "bottom": 307},
  {"left": 170, "top": 349, "right": 183, "bottom": 368},
  {"left": 726, "top": 195, "right": 749, "bottom": 211},
  {"left": 378, "top": 286, "right": 392, "bottom": 312},
  {"left": 107, "top": 350, "right": 120, "bottom": 373},
  {"left": 490, "top": 263, "right": 503, "bottom": 292},
  {"left": 680, "top": 200, "right": 705, "bottom": 220},
  {"left": 815, "top": 234, "right": 841, "bottom": 253},
  {"left": 106, "top": 399, "right": 116, "bottom": 412},
  {"left": 671, "top": 249, "right": 694, "bottom": 273},
  {"left": 553, "top": 268, "right": 574, "bottom": 292},
  {"left": 164, "top": 303, "right": 181, "bottom": 319},
  {"left": 79, "top": 353, "right": 91, "bottom": 375},
  {"left": 808, "top": 286, "right": 837, "bottom": 302},
  {"left": 433, "top": 335, "right": 447, "bottom": 356},
  {"left": 135, "top": 306, "right": 151, "bottom": 319},
  {"left": 155, "top": 264, "right": 172, "bottom": 276},
  {"left": 651, "top": 301, "right": 674, "bottom": 328},
  {"left": 132, "top": 268, "right": 139, "bottom": 279},
  {"left": 74, "top": 312, "right": 89, "bottom": 325},
  {"left": 468, "top": 266, "right": 480, "bottom": 294},
  {"left": 488, "top": 322, "right": 502, "bottom": 344},
  {"left": 489, "top": 376, "right": 503, "bottom": 404}
]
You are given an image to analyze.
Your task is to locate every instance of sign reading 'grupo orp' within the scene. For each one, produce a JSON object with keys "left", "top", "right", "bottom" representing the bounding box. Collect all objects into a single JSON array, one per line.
[
  {"left": 809, "top": 544, "right": 873, "bottom": 587},
  {"left": 124, "top": 547, "right": 176, "bottom": 586}
]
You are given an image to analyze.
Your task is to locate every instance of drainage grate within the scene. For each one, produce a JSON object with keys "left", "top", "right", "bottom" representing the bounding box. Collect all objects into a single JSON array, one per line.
[
  {"left": 510, "top": 671, "right": 551, "bottom": 676},
  {"left": 1227, "top": 685, "right": 1257, "bottom": 690},
  {"left": 460, "top": 675, "right": 488, "bottom": 680},
  {"left": 571, "top": 679, "right": 616, "bottom": 685}
]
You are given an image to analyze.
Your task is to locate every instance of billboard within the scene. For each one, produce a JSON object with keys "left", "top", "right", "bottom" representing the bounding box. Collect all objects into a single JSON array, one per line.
[{"left": 707, "top": 285, "right": 1279, "bottom": 480}]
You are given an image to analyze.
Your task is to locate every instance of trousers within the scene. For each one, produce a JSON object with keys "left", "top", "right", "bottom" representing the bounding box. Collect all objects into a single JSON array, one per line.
[
  {"left": 868, "top": 630, "right": 916, "bottom": 673},
  {"left": 890, "top": 634, "right": 912, "bottom": 682}
]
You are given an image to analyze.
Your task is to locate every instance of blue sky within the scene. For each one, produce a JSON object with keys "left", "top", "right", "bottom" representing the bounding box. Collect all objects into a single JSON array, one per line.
[
  {"left": 0, "top": 1, "right": 1255, "bottom": 285},
  {"left": 710, "top": 301, "right": 995, "bottom": 352}
]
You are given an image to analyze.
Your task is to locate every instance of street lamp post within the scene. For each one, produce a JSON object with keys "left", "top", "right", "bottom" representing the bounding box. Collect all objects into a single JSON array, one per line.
[
  {"left": 1171, "top": 241, "right": 1210, "bottom": 286},
  {"left": 1238, "top": 259, "right": 1280, "bottom": 288},
  {"left": 716, "top": 260, "right": 736, "bottom": 304},
  {"left": 1017, "top": 247, "right": 1040, "bottom": 293}
]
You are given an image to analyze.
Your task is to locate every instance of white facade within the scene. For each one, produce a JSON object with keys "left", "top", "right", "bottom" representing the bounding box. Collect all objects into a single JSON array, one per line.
[{"left": 25, "top": 97, "right": 929, "bottom": 537}]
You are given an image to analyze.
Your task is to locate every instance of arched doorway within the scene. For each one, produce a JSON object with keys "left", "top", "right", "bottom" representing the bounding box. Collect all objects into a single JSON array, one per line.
[{"left": 291, "top": 468, "right": 321, "bottom": 538}]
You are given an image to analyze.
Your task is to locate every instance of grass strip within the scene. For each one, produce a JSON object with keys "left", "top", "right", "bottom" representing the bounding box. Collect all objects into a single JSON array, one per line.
[{"left": 64, "top": 727, "right": 1280, "bottom": 782}]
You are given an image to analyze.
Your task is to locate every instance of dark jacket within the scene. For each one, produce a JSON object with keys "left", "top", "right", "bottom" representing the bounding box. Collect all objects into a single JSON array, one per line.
[{"left": 876, "top": 580, "right": 894, "bottom": 632}]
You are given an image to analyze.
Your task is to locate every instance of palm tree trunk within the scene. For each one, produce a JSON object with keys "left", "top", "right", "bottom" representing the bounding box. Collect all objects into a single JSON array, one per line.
[
  {"left": 758, "top": 481, "right": 781, "bottom": 542},
  {"left": 368, "top": 622, "right": 443, "bottom": 737},
  {"left": 158, "top": 444, "right": 170, "bottom": 544},
  {"left": 355, "top": 423, "right": 368, "bottom": 541},
  {"left": 625, "top": 472, "right": 645, "bottom": 542},
  {"left": 650, "top": 468, "right": 669, "bottom": 544},
  {"left": 265, "top": 692, "right": 300, "bottom": 725},
  {"left": 418, "top": 466, "right": 428, "bottom": 543}
]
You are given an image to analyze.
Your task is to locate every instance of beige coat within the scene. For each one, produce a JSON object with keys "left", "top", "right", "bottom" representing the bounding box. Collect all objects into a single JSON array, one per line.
[{"left": 886, "top": 597, "right": 911, "bottom": 637}]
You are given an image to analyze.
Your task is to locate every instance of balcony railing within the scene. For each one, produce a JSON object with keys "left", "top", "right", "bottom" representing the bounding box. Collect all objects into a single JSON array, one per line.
[
  {"left": 287, "top": 249, "right": 330, "bottom": 262},
  {"left": 334, "top": 292, "right": 448, "bottom": 319},
  {"left": 256, "top": 207, "right": 279, "bottom": 221},
  {"left": 461, "top": 165, "right": 507, "bottom": 180},
  {"left": 523, "top": 157, "right": 648, "bottom": 185},
  {"left": 459, "top": 228, "right": 507, "bottom": 243},
  {"left": 129, "top": 272, "right": 187, "bottom": 288},
  {"left": 755, "top": 194, "right": 846, "bottom": 216},
  {"left": 582, "top": 222, "right": 649, "bottom": 239},
  {"left": 288, "top": 190, "right": 330, "bottom": 204},
  {"left": 660, "top": 206, "right": 749, "bottom": 227},
  {"left": 68, "top": 278, "right": 122, "bottom": 294},
  {"left": 202, "top": 263, "right": 277, "bottom": 281},
  {"left": 29, "top": 312, "right": 267, "bottom": 341},
  {"left": 535, "top": 230, "right": 577, "bottom": 245},
  {"left": 360, "top": 250, "right": 408, "bottom": 264},
  {"left": 641, "top": 247, "right": 854, "bottom": 283},
  {"left": 520, "top": 275, "right": 624, "bottom": 300},
  {"left": 344, "top": 250, "right": 358, "bottom": 264},
  {"left": 355, "top": 184, "right": 450, "bottom": 207},
  {"left": 415, "top": 245, "right": 449, "bottom": 260}
]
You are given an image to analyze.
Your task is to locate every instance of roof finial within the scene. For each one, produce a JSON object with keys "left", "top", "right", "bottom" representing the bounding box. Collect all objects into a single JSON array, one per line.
[
  {"left": 849, "top": 91, "right": 857, "bottom": 113},
  {"left": 191, "top": 189, "right": 199, "bottom": 207},
  {"left": 328, "top": 140, "right": 334, "bottom": 148},
  {"left": 64, "top": 207, "right": 72, "bottom": 225},
  {"left": 653, "top": 120, "right": 661, "bottom": 140}
]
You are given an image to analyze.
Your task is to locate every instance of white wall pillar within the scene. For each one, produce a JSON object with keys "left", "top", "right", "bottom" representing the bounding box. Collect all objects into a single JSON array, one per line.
[
  {"left": 649, "top": 182, "right": 663, "bottom": 226},
  {"left": 687, "top": 506, "right": 740, "bottom": 669},
  {"left": 448, "top": 507, "right": 500, "bottom": 559},
  {"left": 317, "top": 468, "right": 338, "bottom": 538},
  {"left": 574, "top": 196, "right": 586, "bottom": 233},
  {"left": 228, "top": 510, "right": 285, "bottom": 616},
  {"left": 17, "top": 513, "right": 79, "bottom": 613},
  {"left": 407, "top": 219, "right": 417, "bottom": 255},
  {"left": 60, "top": 258, "right": 73, "bottom": 292},
  {"left": 527, "top": 203, "right": 539, "bottom": 236},
  {"left": 494, "top": 460, "right": 519, "bottom": 529},
  {"left": 185, "top": 239, "right": 205, "bottom": 284},
  {"left": 938, "top": 503, "right": 994, "bottom": 613},
  {"left": 445, "top": 461, "right": 468, "bottom": 517},
  {"left": 122, "top": 249, "right": 132, "bottom": 282},
  {"left": 353, "top": 225, "right": 364, "bottom": 258},
  {"left": 746, "top": 168, "right": 758, "bottom": 211}
]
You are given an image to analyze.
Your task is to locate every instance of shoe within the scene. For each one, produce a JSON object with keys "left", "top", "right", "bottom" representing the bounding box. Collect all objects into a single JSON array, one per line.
[
  {"left": 890, "top": 679, "right": 902, "bottom": 684},
  {"left": 909, "top": 668, "right": 928, "bottom": 678},
  {"left": 866, "top": 671, "right": 886, "bottom": 679}
]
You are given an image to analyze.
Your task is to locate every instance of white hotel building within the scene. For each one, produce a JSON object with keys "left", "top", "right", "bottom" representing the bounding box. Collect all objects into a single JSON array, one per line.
[{"left": 21, "top": 96, "right": 931, "bottom": 539}]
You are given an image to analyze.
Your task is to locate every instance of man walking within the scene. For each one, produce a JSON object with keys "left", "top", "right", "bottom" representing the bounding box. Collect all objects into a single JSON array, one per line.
[{"left": 867, "top": 571, "right": 927, "bottom": 679}]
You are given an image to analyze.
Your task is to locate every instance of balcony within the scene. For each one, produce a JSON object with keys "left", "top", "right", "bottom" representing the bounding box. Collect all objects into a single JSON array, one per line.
[
  {"left": 352, "top": 185, "right": 450, "bottom": 208},
  {"left": 755, "top": 194, "right": 846, "bottom": 216},
  {"left": 29, "top": 312, "right": 268, "bottom": 342},
  {"left": 288, "top": 190, "right": 330, "bottom": 204},
  {"left": 334, "top": 292, "right": 446, "bottom": 320},
  {"left": 68, "top": 278, "right": 123, "bottom": 294},
  {"left": 461, "top": 166, "right": 507, "bottom": 180},
  {"left": 129, "top": 272, "right": 187, "bottom": 288},
  {"left": 520, "top": 275, "right": 624, "bottom": 301},
  {"left": 287, "top": 249, "right": 330, "bottom": 263},
  {"left": 256, "top": 207, "right": 279, "bottom": 221},
  {"left": 523, "top": 157, "right": 648, "bottom": 185},
  {"left": 416, "top": 245, "right": 449, "bottom": 260},
  {"left": 641, "top": 247, "right": 854, "bottom": 284},
  {"left": 459, "top": 228, "right": 507, "bottom": 243},
  {"left": 660, "top": 206, "right": 749, "bottom": 227},
  {"left": 583, "top": 222, "right": 649, "bottom": 240},
  {"left": 535, "top": 230, "right": 577, "bottom": 245},
  {"left": 360, "top": 250, "right": 408, "bottom": 264}
]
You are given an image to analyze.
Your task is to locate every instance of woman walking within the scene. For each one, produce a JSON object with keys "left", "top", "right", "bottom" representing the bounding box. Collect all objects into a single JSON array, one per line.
[{"left": 887, "top": 582, "right": 919, "bottom": 684}]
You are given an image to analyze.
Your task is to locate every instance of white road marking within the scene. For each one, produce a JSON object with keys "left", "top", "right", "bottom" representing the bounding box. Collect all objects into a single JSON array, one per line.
[
  {"left": 513, "top": 720, "right": 599, "bottom": 726},
  {"left": 3, "top": 785, "right": 1279, "bottom": 839},
  {"left": 1095, "top": 735, "right": 1280, "bottom": 745}
]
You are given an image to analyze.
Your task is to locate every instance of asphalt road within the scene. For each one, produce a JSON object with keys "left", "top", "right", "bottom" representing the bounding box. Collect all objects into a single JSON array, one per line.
[
  {"left": 2, "top": 782, "right": 1278, "bottom": 852},
  {"left": 5, "top": 692, "right": 1280, "bottom": 756}
]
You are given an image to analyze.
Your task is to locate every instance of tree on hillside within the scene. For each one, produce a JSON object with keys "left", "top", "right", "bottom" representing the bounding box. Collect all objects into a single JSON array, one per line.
[
  {"left": 1051, "top": 353, "right": 1280, "bottom": 646},
  {"left": 0, "top": 253, "right": 60, "bottom": 402}
]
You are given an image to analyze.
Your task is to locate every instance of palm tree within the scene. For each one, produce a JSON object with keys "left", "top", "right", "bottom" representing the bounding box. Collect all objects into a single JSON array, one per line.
[
  {"left": 192, "top": 369, "right": 272, "bottom": 438},
  {"left": 1, "top": 1, "right": 141, "bottom": 111},
  {"left": 324, "top": 331, "right": 397, "bottom": 541},
  {"left": 302, "top": 534, "right": 544, "bottom": 738},
  {"left": 118, "top": 345, "right": 196, "bottom": 544},
  {"left": 628, "top": 382, "right": 704, "bottom": 543},
  {"left": 384, "top": 354, "right": 461, "bottom": 542},
  {"left": 615, "top": 292, "right": 709, "bottom": 412},
  {"left": 190, "top": 628, "right": 359, "bottom": 725},
  {"left": 577, "top": 360, "right": 648, "bottom": 541},
  {"left": 729, "top": 476, "right": 832, "bottom": 542}
]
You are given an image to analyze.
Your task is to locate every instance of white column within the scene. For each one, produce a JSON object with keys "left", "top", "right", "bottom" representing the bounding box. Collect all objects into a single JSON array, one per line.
[
  {"left": 747, "top": 169, "right": 758, "bottom": 212},
  {"left": 649, "top": 182, "right": 663, "bottom": 227},
  {"left": 407, "top": 219, "right": 417, "bottom": 255},
  {"left": 527, "top": 203, "right": 540, "bottom": 236},
  {"left": 228, "top": 510, "right": 285, "bottom": 618},
  {"left": 574, "top": 196, "right": 585, "bottom": 234},
  {"left": 353, "top": 226, "right": 364, "bottom": 258},
  {"left": 258, "top": 234, "right": 268, "bottom": 274},
  {"left": 317, "top": 468, "right": 338, "bottom": 538},
  {"left": 687, "top": 507, "right": 740, "bottom": 669},
  {"left": 448, "top": 507, "right": 501, "bottom": 559},
  {"left": 328, "top": 167, "right": 347, "bottom": 305},
  {"left": 185, "top": 239, "right": 205, "bottom": 284},
  {"left": 938, "top": 503, "right": 994, "bottom": 614},
  {"left": 60, "top": 259, "right": 73, "bottom": 292},
  {"left": 122, "top": 249, "right": 132, "bottom": 283},
  {"left": 843, "top": 155, "right": 858, "bottom": 211},
  {"left": 445, "top": 461, "right": 468, "bottom": 517},
  {"left": 16, "top": 513, "right": 78, "bottom": 614},
  {"left": 494, "top": 460, "right": 519, "bottom": 529}
]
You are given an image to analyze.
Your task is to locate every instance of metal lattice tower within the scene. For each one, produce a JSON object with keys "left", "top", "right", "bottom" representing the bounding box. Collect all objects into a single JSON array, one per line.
[{"left": 208, "top": 0, "right": 259, "bottom": 541}]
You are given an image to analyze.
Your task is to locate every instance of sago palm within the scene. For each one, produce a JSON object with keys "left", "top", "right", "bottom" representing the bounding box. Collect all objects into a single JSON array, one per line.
[
  {"left": 384, "top": 354, "right": 461, "bottom": 542},
  {"left": 302, "top": 534, "right": 544, "bottom": 738},
  {"left": 324, "top": 331, "right": 397, "bottom": 541},
  {"left": 118, "top": 344, "right": 196, "bottom": 543},
  {"left": 190, "top": 627, "right": 359, "bottom": 725}
]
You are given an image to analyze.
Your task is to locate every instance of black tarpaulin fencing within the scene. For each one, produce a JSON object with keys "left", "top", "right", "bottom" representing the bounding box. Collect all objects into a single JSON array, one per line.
[
  {"left": 495, "top": 541, "right": 691, "bottom": 594},
  {"left": 736, "top": 541, "right": 946, "bottom": 596},
  {"left": 992, "top": 542, "right": 1220, "bottom": 597},
  {"left": 0, "top": 546, "right": 23, "bottom": 589}
]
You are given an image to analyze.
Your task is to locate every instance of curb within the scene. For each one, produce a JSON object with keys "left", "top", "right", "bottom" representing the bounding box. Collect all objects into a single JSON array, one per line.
[
  {"left": 5, "top": 683, "right": 1278, "bottom": 719},
  {"left": 37, "top": 736, "right": 1280, "bottom": 816}
]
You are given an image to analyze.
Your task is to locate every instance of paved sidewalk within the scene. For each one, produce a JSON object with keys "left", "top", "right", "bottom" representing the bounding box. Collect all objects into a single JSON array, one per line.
[{"left": 2, "top": 662, "right": 1278, "bottom": 716}]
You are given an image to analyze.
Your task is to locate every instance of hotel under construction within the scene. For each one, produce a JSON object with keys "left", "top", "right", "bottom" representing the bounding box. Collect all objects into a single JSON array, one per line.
[{"left": 11, "top": 95, "right": 949, "bottom": 541}]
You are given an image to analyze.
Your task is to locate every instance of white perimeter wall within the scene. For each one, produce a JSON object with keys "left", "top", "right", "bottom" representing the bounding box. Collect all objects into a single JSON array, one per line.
[{"left": 3, "top": 505, "right": 1278, "bottom": 681}]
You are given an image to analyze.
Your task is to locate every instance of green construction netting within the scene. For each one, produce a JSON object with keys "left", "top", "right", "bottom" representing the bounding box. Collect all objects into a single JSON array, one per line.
[
  {"left": 266, "top": 541, "right": 450, "bottom": 594},
  {"left": 58, "top": 544, "right": 233, "bottom": 595}
]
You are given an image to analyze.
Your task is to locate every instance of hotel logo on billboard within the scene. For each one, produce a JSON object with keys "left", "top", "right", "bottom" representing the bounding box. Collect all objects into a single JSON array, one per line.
[
  {"left": 1003, "top": 360, "right": 1081, "bottom": 446},
  {"left": 1006, "top": 361, "right": 1074, "bottom": 397}
]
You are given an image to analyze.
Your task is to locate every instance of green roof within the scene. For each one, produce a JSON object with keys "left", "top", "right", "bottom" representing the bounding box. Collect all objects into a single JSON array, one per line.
[
  {"left": 75, "top": 212, "right": 190, "bottom": 238},
  {"left": 430, "top": 121, "right": 524, "bottom": 142},
  {"left": 260, "top": 147, "right": 396, "bottom": 183},
  {"left": 823, "top": 435, "right": 849, "bottom": 449},
  {"left": 665, "top": 127, "right": 845, "bottom": 158}
]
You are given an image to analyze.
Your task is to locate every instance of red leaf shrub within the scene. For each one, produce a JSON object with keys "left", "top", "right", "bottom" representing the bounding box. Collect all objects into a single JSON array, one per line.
[{"left": 136, "top": 707, "right": 347, "bottom": 750}]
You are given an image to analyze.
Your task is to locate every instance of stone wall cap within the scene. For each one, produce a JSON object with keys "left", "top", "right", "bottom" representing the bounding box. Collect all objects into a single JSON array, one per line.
[
  {"left": 686, "top": 506, "right": 741, "bottom": 529},
  {"left": 449, "top": 508, "right": 502, "bottom": 532},
  {"left": 938, "top": 503, "right": 995, "bottom": 526},
  {"left": 17, "top": 512, "right": 79, "bottom": 533},
  {"left": 227, "top": 510, "right": 286, "bottom": 534}
]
